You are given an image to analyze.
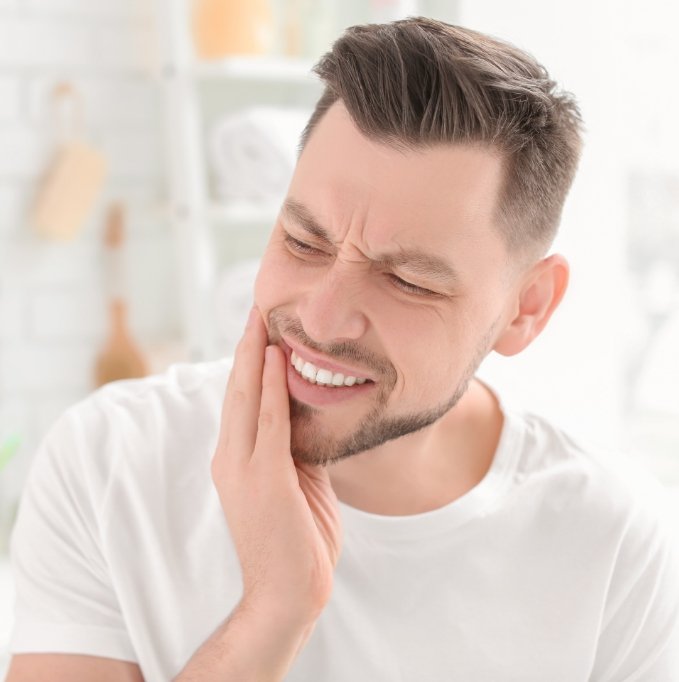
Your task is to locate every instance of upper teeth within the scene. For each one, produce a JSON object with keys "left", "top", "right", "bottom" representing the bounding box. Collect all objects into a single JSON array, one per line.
[{"left": 291, "top": 351, "right": 369, "bottom": 387}]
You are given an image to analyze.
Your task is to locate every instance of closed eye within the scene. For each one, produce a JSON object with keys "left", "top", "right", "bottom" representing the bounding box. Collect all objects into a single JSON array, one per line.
[
  {"left": 386, "top": 274, "right": 439, "bottom": 297},
  {"left": 284, "top": 233, "right": 326, "bottom": 256},
  {"left": 284, "top": 231, "right": 441, "bottom": 297}
]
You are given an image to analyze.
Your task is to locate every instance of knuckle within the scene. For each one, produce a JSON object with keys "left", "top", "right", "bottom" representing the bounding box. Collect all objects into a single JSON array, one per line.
[
  {"left": 230, "top": 388, "right": 247, "bottom": 406},
  {"left": 258, "top": 410, "right": 275, "bottom": 428}
]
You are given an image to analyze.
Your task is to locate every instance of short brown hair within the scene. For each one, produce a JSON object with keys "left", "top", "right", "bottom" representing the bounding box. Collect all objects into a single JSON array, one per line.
[{"left": 298, "top": 17, "right": 584, "bottom": 259}]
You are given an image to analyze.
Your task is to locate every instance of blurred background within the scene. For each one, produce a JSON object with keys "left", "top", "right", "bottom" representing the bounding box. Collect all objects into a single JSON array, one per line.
[{"left": 0, "top": 0, "right": 678, "bottom": 673}]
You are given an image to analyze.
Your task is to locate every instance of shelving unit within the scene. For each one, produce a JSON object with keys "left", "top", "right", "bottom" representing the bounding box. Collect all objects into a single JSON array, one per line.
[
  {"left": 207, "top": 200, "right": 281, "bottom": 225},
  {"left": 152, "top": 1, "right": 460, "bottom": 362},
  {"left": 153, "top": 0, "right": 322, "bottom": 361},
  {"left": 194, "top": 56, "right": 316, "bottom": 81}
]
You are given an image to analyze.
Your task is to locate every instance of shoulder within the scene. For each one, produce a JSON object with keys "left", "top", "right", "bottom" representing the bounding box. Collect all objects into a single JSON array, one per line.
[
  {"left": 512, "top": 407, "right": 679, "bottom": 555},
  {"left": 30, "top": 358, "right": 234, "bottom": 491},
  {"left": 87, "top": 357, "right": 233, "bottom": 415},
  {"left": 507, "top": 408, "right": 679, "bottom": 653},
  {"left": 72, "top": 357, "right": 233, "bottom": 439}
]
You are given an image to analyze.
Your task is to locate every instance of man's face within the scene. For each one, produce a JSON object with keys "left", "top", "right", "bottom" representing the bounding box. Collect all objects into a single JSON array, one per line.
[{"left": 254, "top": 102, "right": 513, "bottom": 466}]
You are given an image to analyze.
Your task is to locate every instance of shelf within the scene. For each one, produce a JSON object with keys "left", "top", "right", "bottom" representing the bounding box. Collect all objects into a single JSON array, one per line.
[
  {"left": 207, "top": 200, "right": 280, "bottom": 225},
  {"left": 193, "top": 56, "right": 319, "bottom": 84},
  {"left": 158, "top": 0, "right": 316, "bottom": 360}
]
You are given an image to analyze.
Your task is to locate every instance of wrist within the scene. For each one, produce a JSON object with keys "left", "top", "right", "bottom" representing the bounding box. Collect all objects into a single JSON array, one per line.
[
  {"left": 173, "top": 599, "right": 315, "bottom": 682},
  {"left": 239, "top": 593, "right": 324, "bottom": 630},
  {"left": 225, "top": 600, "right": 314, "bottom": 678}
]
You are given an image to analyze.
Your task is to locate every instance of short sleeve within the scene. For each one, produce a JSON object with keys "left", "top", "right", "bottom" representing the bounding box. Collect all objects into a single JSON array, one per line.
[
  {"left": 589, "top": 488, "right": 679, "bottom": 681},
  {"left": 7, "top": 397, "right": 137, "bottom": 662}
]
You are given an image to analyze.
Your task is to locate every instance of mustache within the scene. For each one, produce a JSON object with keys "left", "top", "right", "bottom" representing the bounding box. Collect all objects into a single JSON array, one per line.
[{"left": 266, "top": 309, "right": 395, "bottom": 380}]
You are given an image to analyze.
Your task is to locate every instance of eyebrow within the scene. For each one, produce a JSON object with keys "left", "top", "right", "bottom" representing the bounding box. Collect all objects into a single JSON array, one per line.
[{"left": 281, "top": 198, "right": 461, "bottom": 287}]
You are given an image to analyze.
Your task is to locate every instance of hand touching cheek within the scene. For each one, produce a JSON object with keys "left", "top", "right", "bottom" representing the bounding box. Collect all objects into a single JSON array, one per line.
[{"left": 211, "top": 307, "right": 343, "bottom": 626}]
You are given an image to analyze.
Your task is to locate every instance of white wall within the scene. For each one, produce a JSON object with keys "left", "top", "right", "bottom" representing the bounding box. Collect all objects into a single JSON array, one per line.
[
  {"left": 0, "top": 1, "right": 184, "bottom": 673},
  {"left": 0, "top": 0, "right": 180, "bottom": 537},
  {"left": 463, "top": 1, "right": 679, "bottom": 486}
]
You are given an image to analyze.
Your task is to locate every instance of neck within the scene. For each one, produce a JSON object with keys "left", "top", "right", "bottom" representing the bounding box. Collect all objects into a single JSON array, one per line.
[{"left": 326, "top": 377, "right": 504, "bottom": 515}]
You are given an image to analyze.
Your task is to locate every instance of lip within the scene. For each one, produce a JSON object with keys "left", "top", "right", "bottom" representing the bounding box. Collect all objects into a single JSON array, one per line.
[
  {"left": 281, "top": 335, "right": 377, "bottom": 382},
  {"left": 282, "top": 343, "right": 376, "bottom": 407}
]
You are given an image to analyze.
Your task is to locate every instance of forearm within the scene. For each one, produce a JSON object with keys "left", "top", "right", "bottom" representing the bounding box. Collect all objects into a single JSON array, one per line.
[{"left": 173, "top": 600, "right": 316, "bottom": 682}]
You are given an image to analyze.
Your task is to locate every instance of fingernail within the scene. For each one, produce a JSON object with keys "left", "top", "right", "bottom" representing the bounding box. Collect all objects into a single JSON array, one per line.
[{"left": 246, "top": 306, "right": 258, "bottom": 329}]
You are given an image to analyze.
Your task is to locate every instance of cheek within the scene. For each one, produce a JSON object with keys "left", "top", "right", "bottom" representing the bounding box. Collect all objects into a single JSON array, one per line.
[
  {"left": 375, "top": 306, "right": 463, "bottom": 399},
  {"left": 253, "top": 250, "right": 297, "bottom": 311}
]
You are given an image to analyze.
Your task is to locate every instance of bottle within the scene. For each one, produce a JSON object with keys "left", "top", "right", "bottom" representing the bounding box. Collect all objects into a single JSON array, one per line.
[
  {"left": 93, "top": 203, "right": 148, "bottom": 387},
  {"left": 192, "top": 0, "right": 275, "bottom": 59}
]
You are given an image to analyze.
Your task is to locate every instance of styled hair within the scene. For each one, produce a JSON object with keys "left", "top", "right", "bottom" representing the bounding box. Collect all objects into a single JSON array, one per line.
[{"left": 298, "top": 17, "right": 584, "bottom": 259}]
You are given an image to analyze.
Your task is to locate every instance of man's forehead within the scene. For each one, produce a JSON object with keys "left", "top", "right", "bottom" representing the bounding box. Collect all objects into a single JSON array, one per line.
[{"left": 295, "top": 101, "right": 505, "bottom": 236}]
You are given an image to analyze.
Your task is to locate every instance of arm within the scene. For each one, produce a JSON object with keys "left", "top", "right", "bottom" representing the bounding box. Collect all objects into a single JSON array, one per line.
[
  {"left": 6, "top": 400, "right": 143, "bottom": 679},
  {"left": 4, "top": 607, "right": 313, "bottom": 682},
  {"left": 7, "top": 309, "right": 339, "bottom": 682},
  {"left": 5, "top": 654, "right": 144, "bottom": 682},
  {"left": 172, "top": 599, "right": 317, "bottom": 682},
  {"left": 176, "top": 307, "right": 343, "bottom": 680}
]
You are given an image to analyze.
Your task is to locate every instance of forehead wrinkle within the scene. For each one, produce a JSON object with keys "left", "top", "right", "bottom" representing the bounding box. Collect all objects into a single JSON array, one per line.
[
  {"left": 282, "top": 197, "right": 336, "bottom": 245},
  {"left": 282, "top": 196, "right": 460, "bottom": 286}
]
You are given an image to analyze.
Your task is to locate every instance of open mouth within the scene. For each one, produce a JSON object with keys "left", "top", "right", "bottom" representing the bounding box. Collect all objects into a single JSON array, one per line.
[
  {"left": 289, "top": 350, "right": 374, "bottom": 388},
  {"left": 280, "top": 338, "right": 376, "bottom": 407}
]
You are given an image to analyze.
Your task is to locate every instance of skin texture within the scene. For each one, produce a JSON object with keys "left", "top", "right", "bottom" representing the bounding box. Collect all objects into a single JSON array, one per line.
[
  {"left": 255, "top": 100, "right": 569, "bottom": 515},
  {"left": 5, "top": 654, "right": 144, "bottom": 681}
]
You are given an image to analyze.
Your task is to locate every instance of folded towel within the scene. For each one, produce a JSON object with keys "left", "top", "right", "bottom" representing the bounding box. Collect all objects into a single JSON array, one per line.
[
  {"left": 214, "top": 258, "right": 261, "bottom": 356},
  {"left": 209, "top": 107, "right": 311, "bottom": 204}
]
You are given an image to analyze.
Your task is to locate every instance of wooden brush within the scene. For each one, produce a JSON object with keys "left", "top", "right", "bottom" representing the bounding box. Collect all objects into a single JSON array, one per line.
[{"left": 94, "top": 202, "right": 148, "bottom": 387}]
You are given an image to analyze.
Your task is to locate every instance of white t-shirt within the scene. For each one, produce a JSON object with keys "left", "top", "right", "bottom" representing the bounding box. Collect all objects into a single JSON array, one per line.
[{"left": 8, "top": 359, "right": 679, "bottom": 681}]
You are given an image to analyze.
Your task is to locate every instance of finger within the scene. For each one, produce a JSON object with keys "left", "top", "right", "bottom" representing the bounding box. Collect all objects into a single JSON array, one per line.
[
  {"left": 252, "top": 344, "right": 292, "bottom": 470},
  {"left": 216, "top": 307, "right": 268, "bottom": 467}
]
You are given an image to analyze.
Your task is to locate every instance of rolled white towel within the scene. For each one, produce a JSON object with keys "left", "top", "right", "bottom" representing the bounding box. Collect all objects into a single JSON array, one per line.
[
  {"left": 209, "top": 107, "right": 312, "bottom": 204},
  {"left": 214, "top": 258, "right": 262, "bottom": 357}
]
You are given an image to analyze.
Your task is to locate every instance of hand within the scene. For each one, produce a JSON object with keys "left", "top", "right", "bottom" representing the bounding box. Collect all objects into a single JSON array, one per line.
[{"left": 211, "top": 307, "right": 344, "bottom": 626}]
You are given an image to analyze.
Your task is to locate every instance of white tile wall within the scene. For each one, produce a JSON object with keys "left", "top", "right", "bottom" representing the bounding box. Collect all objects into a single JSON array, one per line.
[
  {"left": 0, "top": 17, "right": 101, "bottom": 69},
  {"left": 0, "top": 125, "right": 51, "bottom": 179},
  {"left": 25, "top": 0, "right": 152, "bottom": 18},
  {"left": 28, "top": 76, "right": 159, "bottom": 129},
  {"left": 0, "top": 558, "right": 14, "bottom": 679},
  {"left": 0, "top": 77, "right": 20, "bottom": 120},
  {"left": 0, "top": 184, "right": 32, "bottom": 237},
  {"left": 0, "top": 0, "right": 178, "bottom": 564}
]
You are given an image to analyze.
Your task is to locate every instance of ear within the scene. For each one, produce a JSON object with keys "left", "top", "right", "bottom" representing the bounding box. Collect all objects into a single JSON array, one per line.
[{"left": 493, "top": 254, "right": 569, "bottom": 357}]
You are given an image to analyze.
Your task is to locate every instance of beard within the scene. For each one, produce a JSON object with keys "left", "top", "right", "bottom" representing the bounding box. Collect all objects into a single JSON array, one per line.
[{"left": 267, "top": 309, "right": 499, "bottom": 467}]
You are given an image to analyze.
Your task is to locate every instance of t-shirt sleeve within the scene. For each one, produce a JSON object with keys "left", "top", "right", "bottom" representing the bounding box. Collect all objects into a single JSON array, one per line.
[
  {"left": 7, "top": 396, "right": 137, "bottom": 662},
  {"left": 589, "top": 487, "right": 679, "bottom": 681}
]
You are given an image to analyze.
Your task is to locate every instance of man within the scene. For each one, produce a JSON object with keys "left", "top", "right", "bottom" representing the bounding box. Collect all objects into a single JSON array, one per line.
[{"left": 6, "top": 16, "right": 679, "bottom": 682}]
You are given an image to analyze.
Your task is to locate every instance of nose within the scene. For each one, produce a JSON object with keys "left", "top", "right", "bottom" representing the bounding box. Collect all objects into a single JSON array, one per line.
[{"left": 296, "top": 267, "right": 368, "bottom": 343}]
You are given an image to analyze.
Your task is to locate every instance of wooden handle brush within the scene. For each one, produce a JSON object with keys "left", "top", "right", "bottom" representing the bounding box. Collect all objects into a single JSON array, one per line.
[{"left": 94, "top": 202, "right": 148, "bottom": 387}]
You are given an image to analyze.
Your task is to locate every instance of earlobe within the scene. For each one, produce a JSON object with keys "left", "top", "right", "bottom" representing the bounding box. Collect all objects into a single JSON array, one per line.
[{"left": 493, "top": 254, "right": 569, "bottom": 357}]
